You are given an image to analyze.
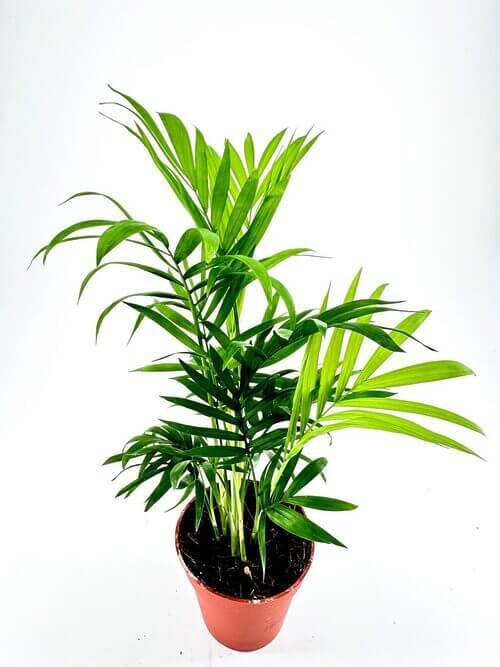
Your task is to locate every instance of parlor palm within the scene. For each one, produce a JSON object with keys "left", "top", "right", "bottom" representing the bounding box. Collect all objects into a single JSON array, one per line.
[{"left": 32, "top": 86, "right": 482, "bottom": 573}]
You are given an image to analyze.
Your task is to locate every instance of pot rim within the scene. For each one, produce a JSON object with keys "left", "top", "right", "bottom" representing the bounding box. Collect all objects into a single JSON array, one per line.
[{"left": 175, "top": 498, "right": 315, "bottom": 606}]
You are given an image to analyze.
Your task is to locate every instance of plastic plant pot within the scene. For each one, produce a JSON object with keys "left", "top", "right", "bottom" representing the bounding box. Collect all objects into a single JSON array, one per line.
[{"left": 175, "top": 499, "right": 315, "bottom": 651}]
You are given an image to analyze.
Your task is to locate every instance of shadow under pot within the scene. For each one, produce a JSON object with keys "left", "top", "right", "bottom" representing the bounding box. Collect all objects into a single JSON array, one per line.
[{"left": 175, "top": 498, "right": 314, "bottom": 652}]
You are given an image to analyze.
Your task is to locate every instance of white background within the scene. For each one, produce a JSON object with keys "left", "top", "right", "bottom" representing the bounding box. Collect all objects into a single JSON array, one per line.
[{"left": 1, "top": 1, "right": 498, "bottom": 665}]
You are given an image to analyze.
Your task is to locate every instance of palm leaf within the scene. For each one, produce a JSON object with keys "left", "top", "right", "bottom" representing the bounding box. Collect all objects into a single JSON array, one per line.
[
  {"left": 244, "top": 133, "right": 255, "bottom": 171},
  {"left": 266, "top": 505, "right": 345, "bottom": 546},
  {"left": 96, "top": 221, "right": 169, "bottom": 265},
  {"left": 337, "top": 396, "right": 484, "bottom": 434},
  {"left": 316, "top": 268, "right": 362, "bottom": 416},
  {"left": 211, "top": 142, "right": 231, "bottom": 229},
  {"left": 257, "top": 128, "right": 287, "bottom": 174},
  {"left": 124, "top": 302, "right": 202, "bottom": 353},
  {"left": 320, "top": 410, "right": 480, "bottom": 457},
  {"left": 334, "top": 283, "right": 387, "bottom": 401},
  {"left": 222, "top": 171, "right": 258, "bottom": 249},
  {"left": 287, "top": 496, "right": 357, "bottom": 511},
  {"left": 354, "top": 310, "right": 431, "bottom": 387},
  {"left": 194, "top": 128, "right": 209, "bottom": 210},
  {"left": 354, "top": 360, "right": 474, "bottom": 391},
  {"left": 159, "top": 112, "right": 196, "bottom": 184}
]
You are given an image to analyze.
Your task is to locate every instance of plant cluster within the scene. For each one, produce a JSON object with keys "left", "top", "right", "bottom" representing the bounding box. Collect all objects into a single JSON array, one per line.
[{"left": 32, "top": 87, "right": 482, "bottom": 574}]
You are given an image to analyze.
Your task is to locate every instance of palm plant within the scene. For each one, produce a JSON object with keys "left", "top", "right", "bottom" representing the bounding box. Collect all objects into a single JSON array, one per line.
[{"left": 32, "top": 86, "right": 483, "bottom": 575}]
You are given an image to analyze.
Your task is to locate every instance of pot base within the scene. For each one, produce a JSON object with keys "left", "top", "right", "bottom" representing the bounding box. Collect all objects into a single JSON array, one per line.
[{"left": 193, "top": 584, "right": 290, "bottom": 651}]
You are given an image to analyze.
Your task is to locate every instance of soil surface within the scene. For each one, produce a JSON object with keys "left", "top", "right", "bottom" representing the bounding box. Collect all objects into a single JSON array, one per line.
[{"left": 177, "top": 491, "right": 312, "bottom": 600}]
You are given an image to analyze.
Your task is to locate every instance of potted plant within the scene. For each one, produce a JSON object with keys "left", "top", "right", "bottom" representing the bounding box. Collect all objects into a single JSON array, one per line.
[{"left": 32, "top": 87, "right": 483, "bottom": 652}]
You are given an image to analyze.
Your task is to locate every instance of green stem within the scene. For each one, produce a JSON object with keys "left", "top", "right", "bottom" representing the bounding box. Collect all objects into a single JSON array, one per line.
[{"left": 167, "top": 249, "right": 231, "bottom": 536}]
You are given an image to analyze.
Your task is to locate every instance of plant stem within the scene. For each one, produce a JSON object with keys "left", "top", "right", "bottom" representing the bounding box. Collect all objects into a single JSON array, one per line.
[{"left": 167, "top": 249, "right": 231, "bottom": 538}]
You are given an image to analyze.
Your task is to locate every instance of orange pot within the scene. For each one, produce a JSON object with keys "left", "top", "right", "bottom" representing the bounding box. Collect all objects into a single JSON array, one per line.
[{"left": 175, "top": 501, "right": 314, "bottom": 652}]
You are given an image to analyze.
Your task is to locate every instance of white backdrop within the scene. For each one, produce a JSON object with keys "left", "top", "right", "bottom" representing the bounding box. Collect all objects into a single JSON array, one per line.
[{"left": 1, "top": 1, "right": 498, "bottom": 665}]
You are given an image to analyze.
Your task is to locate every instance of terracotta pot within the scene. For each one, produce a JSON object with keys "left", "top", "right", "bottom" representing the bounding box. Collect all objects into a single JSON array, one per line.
[{"left": 175, "top": 500, "right": 314, "bottom": 651}]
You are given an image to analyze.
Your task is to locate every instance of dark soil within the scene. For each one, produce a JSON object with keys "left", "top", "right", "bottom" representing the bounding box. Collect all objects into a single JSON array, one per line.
[{"left": 177, "top": 490, "right": 312, "bottom": 600}]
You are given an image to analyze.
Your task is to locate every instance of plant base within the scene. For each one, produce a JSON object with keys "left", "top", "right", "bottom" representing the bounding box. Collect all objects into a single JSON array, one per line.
[{"left": 175, "top": 499, "right": 314, "bottom": 651}]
